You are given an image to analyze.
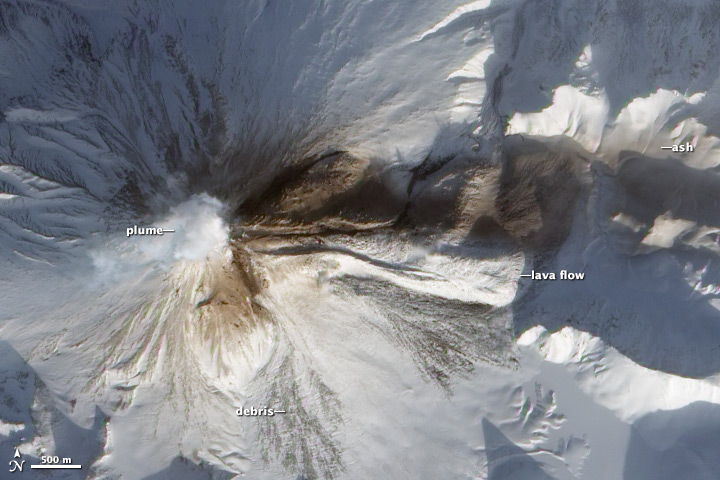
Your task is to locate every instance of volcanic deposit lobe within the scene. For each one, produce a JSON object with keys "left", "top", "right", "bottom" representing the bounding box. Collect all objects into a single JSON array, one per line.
[{"left": 3, "top": 1, "right": 720, "bottom": 479}]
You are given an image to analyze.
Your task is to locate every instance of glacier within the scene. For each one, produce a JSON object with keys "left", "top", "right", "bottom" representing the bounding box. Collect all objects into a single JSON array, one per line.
[{"left": 2, "top": 0, "right": 720, "bottom": 479}]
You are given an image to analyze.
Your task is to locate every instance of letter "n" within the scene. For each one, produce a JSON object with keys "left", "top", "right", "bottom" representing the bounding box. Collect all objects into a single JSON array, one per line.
[{"left": 9, "top": 459, "right": 25, "bottom": 472}]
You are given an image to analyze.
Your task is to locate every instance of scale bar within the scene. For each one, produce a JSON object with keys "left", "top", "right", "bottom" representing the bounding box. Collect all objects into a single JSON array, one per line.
[{"left": 31, "top": 465, "right": 82, "bottom": 469}]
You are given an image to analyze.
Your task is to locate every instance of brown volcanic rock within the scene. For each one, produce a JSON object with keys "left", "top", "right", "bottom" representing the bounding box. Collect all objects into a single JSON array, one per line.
[
  {"left": 236, "top": 137, "right": 589, "bottom": 256},
  {"left": 495, "top": 136, "right": 589, "bottom": 250},
  {"left": 238, "top": 152, "right": 408, "bottom": 234}
]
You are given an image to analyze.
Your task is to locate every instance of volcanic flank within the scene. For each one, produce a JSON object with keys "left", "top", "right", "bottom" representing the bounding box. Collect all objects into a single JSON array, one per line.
[{"left": 109, "top": 137, "right": 586, "bottom": 478}]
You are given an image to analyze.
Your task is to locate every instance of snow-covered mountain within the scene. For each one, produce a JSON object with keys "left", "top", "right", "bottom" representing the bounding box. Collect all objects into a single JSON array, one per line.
[{"left": 2, "top": 0, "right": 720, "bottom": 479}]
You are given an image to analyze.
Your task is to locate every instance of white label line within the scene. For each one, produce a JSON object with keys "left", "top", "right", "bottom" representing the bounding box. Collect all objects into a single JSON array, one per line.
[
  {"left": 162, "top": 229, "right": 175, "bottom": 232},
  {"left": 519, "top": 274, "right": 532, "bottom": 277},
  {"left": 31, "top": 465, "right": 82, "bottom": 469},
  {"left": 275, "top": 410, "right": 286, "bottom": 414},
  {"left": 660, "top": 146, "right": 673, "bottom": 150}
]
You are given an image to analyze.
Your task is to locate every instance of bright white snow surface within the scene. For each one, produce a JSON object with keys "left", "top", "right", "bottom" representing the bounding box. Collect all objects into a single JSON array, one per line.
[{"left": 3, "top": 0, "right": 720, "bottom": 479}]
